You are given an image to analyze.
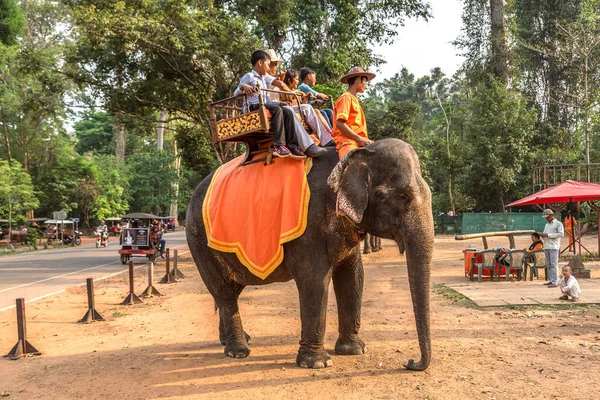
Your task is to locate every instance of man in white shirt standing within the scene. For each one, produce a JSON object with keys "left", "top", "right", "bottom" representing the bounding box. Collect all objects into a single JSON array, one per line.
[{"left": 539, "top": 209, "right": 564, "bottom": 287}]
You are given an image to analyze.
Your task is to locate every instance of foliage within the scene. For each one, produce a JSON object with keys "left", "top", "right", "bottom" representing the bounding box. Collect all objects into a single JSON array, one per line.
[
  {"left": 0, "top": 160, "right": 39, "bottom": 223},
  {"left": 126, "top": 150, "right": 180, "bottom": 215},
  {"left": 0, "top": 0, "right": 25, "bottom": 46},
  {"left": 460, "top": 79, "right": 536, "bottom": 210},
  {"left": 92, "top": 155, "right": 130, "bottom": 221},
  {"left": 74, "top": 111, "right": 115, "bottom": 155},
  {"left": 226, "top": 0, "right": 431, "bottom": 84},
  {"left": 23, "top": 227, "right": 39, "bottom": 249}
]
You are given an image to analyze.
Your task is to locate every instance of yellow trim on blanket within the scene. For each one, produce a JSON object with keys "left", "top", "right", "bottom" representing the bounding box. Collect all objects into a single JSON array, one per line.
[{"left": 202, "top": 158, "right": 311, "bottom": 280}]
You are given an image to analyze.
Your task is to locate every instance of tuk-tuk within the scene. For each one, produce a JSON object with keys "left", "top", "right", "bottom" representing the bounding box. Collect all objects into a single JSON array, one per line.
[
  {"left": 118, "top": 213, "right": 163, "bottom": 264},
  {"left": 105, "top": 217, "right": 123, "bottom": 236}
]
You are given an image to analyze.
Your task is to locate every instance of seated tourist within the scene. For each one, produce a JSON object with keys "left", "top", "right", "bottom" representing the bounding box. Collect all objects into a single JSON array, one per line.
[
  {"left": 298, "top": 67, "right": 334, "bottom": 128},
  {"left": 234, "top": 50, "right": 304, "bottom": 159},
  {"left": 238, "top": 49, "right": 326, "bottom": 158},
  {"left": 525, "top": 232, "right": 543, "bottom": 252},
  {"left": 283, "top": 69, "right": 334, "bottom": 147}
]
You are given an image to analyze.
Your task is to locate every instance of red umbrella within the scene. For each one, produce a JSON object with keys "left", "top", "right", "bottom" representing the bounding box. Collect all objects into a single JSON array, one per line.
[
  {"left": 507, "top": 180, "right": 600, "bottom": 257},
  {"left": 506, "top": 180, "right": 600, "bottom": 207}
]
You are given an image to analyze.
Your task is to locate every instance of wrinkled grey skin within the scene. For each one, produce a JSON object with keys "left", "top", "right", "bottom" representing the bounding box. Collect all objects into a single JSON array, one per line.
[
  {"left": 363, "top": 234, "right": 382, "bottom": 254},
  {"left": 186, "top": 138, "right": 434, "bottom": 370}
]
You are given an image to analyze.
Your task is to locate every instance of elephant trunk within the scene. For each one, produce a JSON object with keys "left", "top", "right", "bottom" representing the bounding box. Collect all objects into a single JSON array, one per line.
[{"left": 399, "top": 200, "right": 434, "bottom": 371}]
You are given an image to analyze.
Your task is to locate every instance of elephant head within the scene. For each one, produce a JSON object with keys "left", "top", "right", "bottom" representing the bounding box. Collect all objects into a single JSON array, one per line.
[{"left": 328, "top": 138, "right": 434, "bottom": 371}]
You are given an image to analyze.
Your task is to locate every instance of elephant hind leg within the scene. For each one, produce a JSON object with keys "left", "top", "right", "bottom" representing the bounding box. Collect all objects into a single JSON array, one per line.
[
  {"left": 363, "top": 236, "right": 372, "bottom": 254},
  {"left": 215, "top": 283, "right": 250, "bottom": 358},
  {"left": 219, "top": 317, "right": 252, "bottom": 345}
]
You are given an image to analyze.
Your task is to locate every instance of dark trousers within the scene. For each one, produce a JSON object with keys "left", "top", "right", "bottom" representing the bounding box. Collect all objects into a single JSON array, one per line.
[
  {"left": 250, "top": 103, "right": 298, "bottom": 149},
  {"left": 320, "top": 109, "right": 333, "bottom": 129}
]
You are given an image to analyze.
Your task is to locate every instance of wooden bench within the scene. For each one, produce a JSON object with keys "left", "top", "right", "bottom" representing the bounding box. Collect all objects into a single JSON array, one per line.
[
  {"left": 455, "top": 230, "right": 535, "bottom": 249},
  {"left": 209, "top": 88, "right": 312, "bottom": 165}
]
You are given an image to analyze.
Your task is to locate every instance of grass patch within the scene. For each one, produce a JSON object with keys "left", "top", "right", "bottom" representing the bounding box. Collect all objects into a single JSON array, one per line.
[
  {"left": 433, "top": 284, "right": 480, "bottom": 309},
  {"left": 112, "top": 311, "right": 128, "bottom": 318}
]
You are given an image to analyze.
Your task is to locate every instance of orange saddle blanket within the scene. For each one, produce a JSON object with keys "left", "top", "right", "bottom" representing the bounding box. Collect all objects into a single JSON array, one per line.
[{"left": 202, "top": 155, "right": 311, "bottom": 279}]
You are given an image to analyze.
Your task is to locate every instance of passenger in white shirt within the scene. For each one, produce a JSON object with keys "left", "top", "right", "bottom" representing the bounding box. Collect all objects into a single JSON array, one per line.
[
  {"left": 539, "top": 209, "right": 564, "bottom": 287},
  {"left": 557, "top": 266, "right": 581, "bottom": 301}
]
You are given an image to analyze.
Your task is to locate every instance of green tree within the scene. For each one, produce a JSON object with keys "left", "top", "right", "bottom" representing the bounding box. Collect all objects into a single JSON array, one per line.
[
  {"left": 460, "top": 79, "right": 536, "bottom": 210},
  {"left": 63, "top": 0, "right": 260, "bottom": 164},
  {"left": 74, "top": 111, "right": 115, "bottom": 155},
  {"left": 126, "top": 150, "right": 180, "bottom": 215},
  {"left": 92, "top": 155, "right": 129, "bottom": 222},
  {"left": 0, "top": 160, "right": 39, "bottom": 230},
  {"left": 0, "top": 0, "right": 25, "bottom": 46}
]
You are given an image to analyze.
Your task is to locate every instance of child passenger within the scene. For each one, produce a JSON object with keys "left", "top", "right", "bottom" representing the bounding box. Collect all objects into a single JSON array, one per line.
[
  {"left": 298, "top": 67, "right": 334, "bottom": 128},
  {"left": 283, "top": 69, "right": 334, "bottom": 146},
  {"left": 557, "top": 265, "right": 581, "bottom": 301},
  {"left": 235, "top": 50, "right": 305, "bottom": 159}
]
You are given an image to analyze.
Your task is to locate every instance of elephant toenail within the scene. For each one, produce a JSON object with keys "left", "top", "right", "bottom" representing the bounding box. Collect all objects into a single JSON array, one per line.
[
  {"left": 325, "top": 359, "right": 333, "bottom": 367},
  {"left": 313, "top": 361, "right": 325, "bottom": 368}
]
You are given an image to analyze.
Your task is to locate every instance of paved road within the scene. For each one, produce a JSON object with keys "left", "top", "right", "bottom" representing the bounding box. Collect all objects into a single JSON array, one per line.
[{"left": 0, "top": 231, "right": 189, "bottom": 312}]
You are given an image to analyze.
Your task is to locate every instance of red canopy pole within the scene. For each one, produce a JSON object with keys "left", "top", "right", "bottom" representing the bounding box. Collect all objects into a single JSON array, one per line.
[{"left": 576, "top": 202, "right": 580, "bottom": 256}]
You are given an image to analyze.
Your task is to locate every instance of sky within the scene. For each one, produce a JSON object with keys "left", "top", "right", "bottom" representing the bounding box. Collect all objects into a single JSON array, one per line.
[{"left": 371, "top": 0, "right": 465, "bottom": 84}]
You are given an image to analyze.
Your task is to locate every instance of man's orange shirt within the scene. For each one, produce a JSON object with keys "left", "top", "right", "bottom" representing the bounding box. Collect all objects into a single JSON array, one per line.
[{"left": 333, "top": 92, "right": 368, "bottom": 151}]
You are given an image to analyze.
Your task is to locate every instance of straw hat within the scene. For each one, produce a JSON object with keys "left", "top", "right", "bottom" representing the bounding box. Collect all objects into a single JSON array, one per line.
[
  {"left": 266, "top": 49, "right": 284, "bottom": 65},
  {"left": 340, "top": 66, "right": 376, "bottom": 84}
]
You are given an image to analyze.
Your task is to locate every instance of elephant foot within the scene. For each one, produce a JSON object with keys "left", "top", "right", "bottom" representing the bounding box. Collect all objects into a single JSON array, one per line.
[
  {"left": 404, "top": 358, "right": 429, "bottom": 371},
  {"left": 224, "top": 342, "right": 250, "bottom": 358},
  {"left": 220, "top": 331, "right": 251, "bottom": 346},
  {"left": 296, "top": 348, "right": 333, "bottom": 369},
  {"left": 363, "top": 249, "right": 372, "bottom": 254},
  {"left": 372, "top": 247, "right": 380, "bottom": 253},
  {"left": 334, "top": 337, "right": 367, "bottom": 355}
]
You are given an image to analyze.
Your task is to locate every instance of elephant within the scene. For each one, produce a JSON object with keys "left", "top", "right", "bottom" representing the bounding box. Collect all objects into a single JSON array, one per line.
[
  {"left": 363, "top": 233, "right": 383, "bottom": 254},
  {"left": 186, "top": 138, "right": 434, "bottom": 370}
]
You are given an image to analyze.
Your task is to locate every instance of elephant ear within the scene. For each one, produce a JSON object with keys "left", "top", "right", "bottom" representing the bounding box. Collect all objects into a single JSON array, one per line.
[{"left": 327, "top": 148, "right": 374, "bottom": 224}]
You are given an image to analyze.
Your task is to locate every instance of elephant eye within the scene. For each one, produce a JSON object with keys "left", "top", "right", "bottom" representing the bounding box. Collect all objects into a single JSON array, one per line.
[{"left": 374, "top": 187, "right": 389, "bottom": 199}]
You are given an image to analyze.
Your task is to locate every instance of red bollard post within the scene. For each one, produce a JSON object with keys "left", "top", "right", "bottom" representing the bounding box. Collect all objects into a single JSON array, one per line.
[
  {"left": 4, "top": 298, "right": 41, "bottom": 360},
  {"left": 79, "top": 278, "right": 105, "bottom": 323},
  {"left": 159, "top": 248, "right": 176, "bottom": 284},
  {"left": 120, "top": 261, "right": 143, "bottom": 305}
]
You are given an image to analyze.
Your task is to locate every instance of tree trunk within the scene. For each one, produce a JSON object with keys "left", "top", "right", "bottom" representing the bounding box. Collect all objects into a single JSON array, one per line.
[
  {"left": 169, "top": 140, "right": 180, "bottom": 221},
  {"left": 490, "top": 0, "right": 508, "bottom": 85},
  {"left": 1, "top": 107, "right": 12, "bottom": 163},
  {"left": 584, "top": 55, "right": 590, "bottom": 180},
  {"left": 157, "top": 108, "right": 167, "bottom": 150},
  {"left": 114, "top": 120, "right": 126, "bottom": 162}
]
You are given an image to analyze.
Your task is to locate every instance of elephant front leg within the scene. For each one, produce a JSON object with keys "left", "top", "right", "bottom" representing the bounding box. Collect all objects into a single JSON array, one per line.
[
  {"left": 296, "top": 276, "right": 333, "bottom": 368},
  {"left": 332, "top": 254, "right": 367, "bottom": 355}
]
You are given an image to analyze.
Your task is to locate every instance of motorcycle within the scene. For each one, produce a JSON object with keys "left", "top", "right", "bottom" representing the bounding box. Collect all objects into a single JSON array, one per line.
[
  {"left": 93, "top": 230, "right": 109, "bottom": 248},
  {"left": 62, "top": 231, "right": 83, "bottom": 246}
]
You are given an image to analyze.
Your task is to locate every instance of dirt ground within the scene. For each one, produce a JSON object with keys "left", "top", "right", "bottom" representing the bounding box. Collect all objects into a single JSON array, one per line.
[{"left": 1, "top": 235, "right": 600, "bottom": 399}]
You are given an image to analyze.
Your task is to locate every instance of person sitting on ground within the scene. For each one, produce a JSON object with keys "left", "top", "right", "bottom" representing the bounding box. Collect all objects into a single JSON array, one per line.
[
  {"left": 283, "top": 68, "right": 334, "bottom": 146},
  {"left": 235, "top": 50, "right": 305, "bottom": 159},
  {"left": 557, "top": 265, "right": 581, "bottom": 301},
  {"left": 298, "top": 67, "right": 334, "bottom": 128},
  {"left": 333, "top": 67, "right": 375, "bottom": 159}
]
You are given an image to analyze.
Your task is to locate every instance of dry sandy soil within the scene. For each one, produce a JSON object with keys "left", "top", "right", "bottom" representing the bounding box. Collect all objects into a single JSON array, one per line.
[{"left": 1, "top": 235, "right": 600, "bottom": 399}]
